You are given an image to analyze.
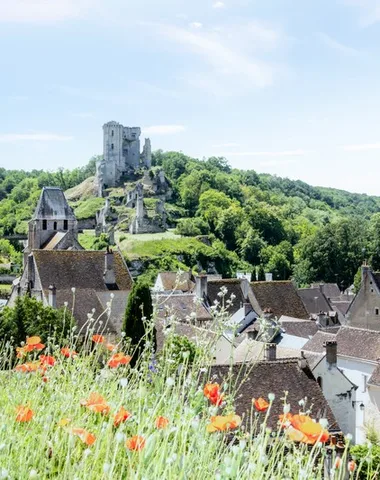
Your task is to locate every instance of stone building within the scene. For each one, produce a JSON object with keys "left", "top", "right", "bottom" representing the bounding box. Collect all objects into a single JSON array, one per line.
[
  {"left": 129, "top": 184, "right": 167, "bottom": 234},
  {"left": 346, "top": 264, "right": 380, "bottom": 330},
  {"left": 96, "top": 121, "right": 152, "bottom": 196},
  {"left": 24, "top": 187, "right": 83, "bottom": 265}
]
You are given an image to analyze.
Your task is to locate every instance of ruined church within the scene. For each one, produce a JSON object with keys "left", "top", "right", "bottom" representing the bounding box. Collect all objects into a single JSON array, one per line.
[{"left": 96, "top": 121, "right": 152, "bottom": 196}]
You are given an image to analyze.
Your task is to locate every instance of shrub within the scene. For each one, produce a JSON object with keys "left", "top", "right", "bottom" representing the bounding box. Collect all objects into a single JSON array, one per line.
[
  {"left": 350, "top": 445, "right": 380, "bottom": 479},
  {"left": 175, "top": 217, "right": 210, "bottom": 236}
]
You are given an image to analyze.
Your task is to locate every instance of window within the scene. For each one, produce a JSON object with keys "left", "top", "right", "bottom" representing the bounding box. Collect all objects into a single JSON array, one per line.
[
  {"left": 376, "top": 308, "right": 379, "bottom": 316},
  {"left": 371, "top": 288, "right": 374, "bottom": 293},
  {"left": 317, "top": 376, "right": 323, "bottom": 389},
  {"left": 111, "top": 143, "right": 114, "bottom": 150},
  {"left": 63, "top": 220, "right": 68, "bottom": 231},
  {"left": 111, "top": 130, "right": 114, "bottom": 137},
  {"left": 42, "top": 220, "right": 47, "bottom": 230},
  {"left": 53, "top": 221, "right": 57, "bottom": 231}
]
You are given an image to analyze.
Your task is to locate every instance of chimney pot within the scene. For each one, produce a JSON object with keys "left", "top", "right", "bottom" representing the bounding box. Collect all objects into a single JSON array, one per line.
[
  {"left": 264, "top": 343, "right": 276, "bottom": 361},
  {"left": 48, "top": 284, "right": 57, "bottom": 309}
]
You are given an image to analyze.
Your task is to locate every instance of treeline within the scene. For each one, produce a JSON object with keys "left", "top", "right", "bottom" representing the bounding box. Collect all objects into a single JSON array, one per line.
[{"left": 153, "top": 150, "right": 380, "bottom": 289}]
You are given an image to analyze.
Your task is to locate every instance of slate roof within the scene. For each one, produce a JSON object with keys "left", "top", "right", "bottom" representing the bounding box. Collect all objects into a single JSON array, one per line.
[
  {"left": 371, "top": 272, "right": 380, "bottom": 290},
  {"left": 311, "top": 283, "right": 341, "bottom": 299},
  {"left": 302, "top": 331, "right": 337, "bottom": 354},
  {"left": 33, "top": 187, "right": 76, "bottom": 220},
  {"left": 157, "top": 272, "right": 195, "bottom": 292},
  {"left": 303, "top": 326, "right": 380, "bottom": 363},
  {"left": 154, "top": 293, "right": 212, "bottom": 322},
  {"left": 298, "top": 288, "right": 332, "bottom": 315},
  {"left": 207, "top": 279, "right": 247, "bottom": 315},
  {"left": 368, "top": 364, "right": 380, "bottom": 386},
  {"left": 279, "top": 316, "right": 318, "bottom": 339},
  {"left": 232, "top": 338, "right": 301, "bottom": 363},
  {"left": 32, "top": 250, "right": 133, "bottom": 332},
  {"left": 250, "top": 281, "right": 309, "bottom": 319},
  {"left": 209, "top": 360, "right": 339, "bottom": 431}
]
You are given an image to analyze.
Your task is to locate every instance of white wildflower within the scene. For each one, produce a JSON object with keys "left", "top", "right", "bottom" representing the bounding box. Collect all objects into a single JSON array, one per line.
[
  {"left": 283, "top": 403, "right": 291, "bottom": 414},
  {"left": 103, "top": 463, "right": 111, "bottom": 473},
  {"left": 268, "top": 393, "right": 275, "bottom": 402},
  {"left": 119, "top": 378, "right": 128, "bottom": 388},
  {"left": 110, "top": 293, "right": 115, "bottom": 299},
  {"left": 166, "top": 377, "right": 175, "bottom": 387},
  {"left": 29, "top": 470, "right": 38, "bottom": 479},
  {"left": 298, "top": 398, "right": 305, "bottom": 407},
  {"left": 115, "top": 432, "right": 125, "bottom": 443},
  {"left": 64, "top": 301, "right": 68, "bottom": 307},
  {"left": 319, "top": 418, "right": 328, "bottom": 429},
  {"left": 0, "top": 469, "right": 9, "bottom": 479},
  {"left": 346, "top": 433, "right": 353, "bottom": 441},
  {"left": 71, "top": 287, "right": 76, "bottom": 294},
  {"left": 83, "top": 449, "right": 91, "bottom": 458}
]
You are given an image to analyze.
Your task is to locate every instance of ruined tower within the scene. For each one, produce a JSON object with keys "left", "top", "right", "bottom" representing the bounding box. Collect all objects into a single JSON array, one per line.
[{"left": 96, "top": 121, "right": 152, "bottom": 196}]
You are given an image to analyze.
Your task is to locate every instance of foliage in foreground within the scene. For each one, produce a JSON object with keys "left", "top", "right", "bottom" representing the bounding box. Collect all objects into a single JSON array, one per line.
[{"left": 0, "top": 312, "right": 370, "bottom": 480}]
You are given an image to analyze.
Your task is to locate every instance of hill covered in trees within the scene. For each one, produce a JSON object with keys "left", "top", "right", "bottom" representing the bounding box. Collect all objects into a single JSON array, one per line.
[{"left": 1, "top": 151, "right": 379, "bottom": 290}]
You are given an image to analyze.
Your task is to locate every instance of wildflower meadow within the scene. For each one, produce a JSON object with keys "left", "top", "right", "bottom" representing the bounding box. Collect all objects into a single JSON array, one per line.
[{"left": 0, "top": 310, "right": 373, "bottom": 479}]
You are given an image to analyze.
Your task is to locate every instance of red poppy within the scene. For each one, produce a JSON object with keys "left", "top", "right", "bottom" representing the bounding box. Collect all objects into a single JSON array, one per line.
[
  {"left": 279, "top": 413, "right": 293, "bottom": 425},
  {"left": 155, "top": 416, "right": 169, "bottom": 429},
  {"left": 92, "top": 334, "right": 105, "bottom": 344},
  {"left": 253, "top": 397, "right": 270, "bottom": 412},
  {"left": 108, "top": 353, "right": 131, "bottom": 369},
  {"left": 204, "top": 383, "right": 224, "bottom": 406},
  {"left": 348, "top": 460, "right": 356, "bottom": 472},
  {"left": 126, "top": 435, "right": 145, "bottom": 451},
  {"left": 60, "top": 347, "right": 77, "bottom": 358},
  {"left": 40, "top": 355, "right": 55, "bottom": 366},
  {"left": 113, "top": 407, "right": 131, "bottom": 427},
  {"left": 287, "top": 414, "right": 329, "bottom": 445},
  {"left": 106, "top": 343, "right": 116, "bottom": 352},
  {"left": 71, "top": 427, "right": 96, "bottom": 446},
  {"left": 15, "top": 362, "right": 41, "bottom": 373},
  {"left": 16, "top": 405, "right": 34, "bottom": 423},
  {"left": 80, "top": 392, "right": 110, "bottom": 415}
]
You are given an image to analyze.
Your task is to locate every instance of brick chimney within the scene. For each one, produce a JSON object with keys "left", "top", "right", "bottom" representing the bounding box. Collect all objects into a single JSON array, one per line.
[
  {"left": 264, "top": 343, "right": 276, "bottom": 361},
  {"left": 104, "top": 248, "right": 116, "bottom": 286},
  {"left": 324, "top": 341, "right": 337, "bottom": 368},
  {"left": 195, "top": 274, "right": 207, "bottom": 300},
  {"left": 265, "top": 273, "right": 273, "bottom": 282},
  {"left": 48, "top": 284, "right": 57, "bottom": 309},
  {"left": 361, "top": 263, "right": 370, "bottom": 284}
]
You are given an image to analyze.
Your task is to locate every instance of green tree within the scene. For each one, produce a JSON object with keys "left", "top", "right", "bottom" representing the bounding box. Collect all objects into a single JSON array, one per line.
[
  {"left": 122, "top": 280, "right": 153, "bottom": 349},
  {"left": 257, "top": 265, "right": 265, "bottom": 281},
  {"left": 0, "top": 296, "right": 75, "bottom": 346}
]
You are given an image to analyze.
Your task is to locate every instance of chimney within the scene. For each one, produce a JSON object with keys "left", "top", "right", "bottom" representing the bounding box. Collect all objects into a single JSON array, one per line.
[
  {"left": 264, "top": 343, "right": 276, "bottom": 361},
  {"left": 48, "top": 284, "right": 57, "bottom": 308},
  {"left": 265, "top": 273, "right": 273, "bottom": 282},
  {"left": 298, "top": 351, "right": 308, "bottom": 370},
  {"left": 244, "top": 302, "right": 252, "bottom": 316},
  {"left": 104, "top": 249, "right": 116, "bottom": 286},
  {"left": 195, "top": 274, "right": 207, "bottom": 300},
  {"left": 324, "top": 341, "right": 337, "bottom": 368}
]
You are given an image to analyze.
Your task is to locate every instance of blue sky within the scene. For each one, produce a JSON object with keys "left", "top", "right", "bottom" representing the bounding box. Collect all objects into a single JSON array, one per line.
[{"left": 1, "top": 0, "right": 380, "bottom": 195}]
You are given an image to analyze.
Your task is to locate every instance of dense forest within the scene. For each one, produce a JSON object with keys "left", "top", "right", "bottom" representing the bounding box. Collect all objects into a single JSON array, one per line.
[{"left": 0, "top": 151, "right": 379, "bottom": 290}]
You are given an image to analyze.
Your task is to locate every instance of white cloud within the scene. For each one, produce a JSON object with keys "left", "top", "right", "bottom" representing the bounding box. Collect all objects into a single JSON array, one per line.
[
  {"left": 0, "top": 0, "right": 91, "bottom": 23},
  {"left": 217, "top": 149, "right": 307, "bottom": 157},
  {"left": 142, "top": 125, "right": 186, "bottom": 135},
  {"left": 343, "top": 0, "right": 380, "bottom": 26},
  {"left": 154, "top": 21, "right": 282, "bottom": 92},
  {"left": 0, "top": 133, "right": 73, "bottom": 143},
  {"left": 213, "top": 2, "right": 225, "bottom": 8},
  {"left": 317, "top": 32, "right": 362, "bottom": 56},
  {"left": 343, "top": 142, "right": 380, "bottom": 151},
  {"left": 189, "top": 22, "right": 203, "bottom": 29}
]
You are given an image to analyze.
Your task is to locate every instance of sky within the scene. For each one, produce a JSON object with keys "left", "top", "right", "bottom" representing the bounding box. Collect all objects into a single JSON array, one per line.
[{"left": 1, "top": 0, "right": 380, "bottom": 195}]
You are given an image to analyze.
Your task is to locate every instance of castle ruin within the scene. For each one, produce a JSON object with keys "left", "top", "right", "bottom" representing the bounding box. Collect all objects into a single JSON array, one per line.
[{"left": 96, "top": 121, "right": 152, "bottom": 197}]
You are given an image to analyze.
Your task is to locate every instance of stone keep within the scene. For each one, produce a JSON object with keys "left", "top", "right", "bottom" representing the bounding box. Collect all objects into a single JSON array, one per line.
[{"left": 97, "top": 121, "right": 152, "bottom": 196}]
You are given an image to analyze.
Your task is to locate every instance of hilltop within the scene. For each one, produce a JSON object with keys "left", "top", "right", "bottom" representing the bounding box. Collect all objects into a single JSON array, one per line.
[{"left": 0, "top": 151, "right": 379, "bottom": 289}]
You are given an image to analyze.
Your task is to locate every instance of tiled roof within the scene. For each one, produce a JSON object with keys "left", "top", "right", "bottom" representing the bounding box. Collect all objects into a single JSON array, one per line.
[
  {"left": 303, "top": 326, "right": 380, "bottom": 363},
  {"left": 207, "top": 279, "right": 247, "bottom": 315},
  {"left": 33, "top": 187, "right": 76, "bottom": 220},
  {"left": 298, "top": 288, "right": 332, "bottom": 315},
  {"left": 209, "top": 361, "right": 339, "bottom": 431},
  {"left": 279, "top": 316, "right": 318, "bottom": 339},
  {"left": 368, "top": 364, "right": 380, "bottom": 386},
  {"left": 250, "top": 281, "right": 309, "bottom": 319},
  {"left": 302, "top": 331, "right": 337, "bottom": 354},
  {"left": 154, "top": 293, "right": 212, "bottom": 322},
  {"left": 155, "top": 320, "right": 217, "bottom": 353},
  {"left": 157, "top": 272, "right": 195, "bottom": 292},
  {"left": 232, "top": 338, "right": 300, "bottom": 363},
  {"left": 372, "top": 272, "right": 380, "bottom": 291},
  {"left": 33, "top": 250, "right": 133, "bottom": 291},
  {"left": 33, "top": 250, "right": 133, "bottom": 332}
]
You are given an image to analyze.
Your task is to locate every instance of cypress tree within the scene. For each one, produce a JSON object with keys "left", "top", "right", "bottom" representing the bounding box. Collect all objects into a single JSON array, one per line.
[
  {"left": 122, "top": 280, "right": 153, "bottom": 348},
  {"left": 257, "top": 264, "right": 266, "bottom": 281}
]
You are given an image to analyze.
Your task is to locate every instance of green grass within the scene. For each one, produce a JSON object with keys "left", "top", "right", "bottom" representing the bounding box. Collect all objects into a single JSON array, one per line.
[
  {"left": 0, "top": 284, "right": 12, "bottom": 292},
  {"left": 78, "top": 230, "right": 96, "bottom": 250},
  {"left": 72, "top": 197, "right": 105, "bottom": 220},
  {"left": 0, "top": 315, "right": 357, "bottom": 479}
]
